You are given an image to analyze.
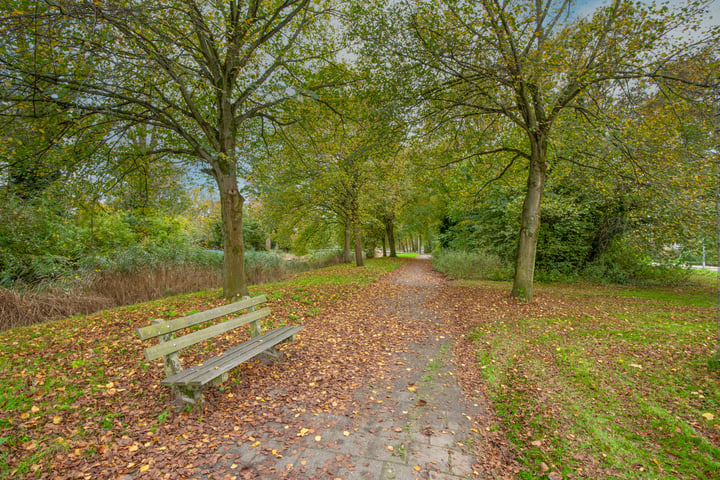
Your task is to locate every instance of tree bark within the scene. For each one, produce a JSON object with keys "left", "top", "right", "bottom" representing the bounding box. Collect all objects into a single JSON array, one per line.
[
  {"left": 343, "top": 219, "right": 352, "bottom": 263},
  {"left": 217, "top": 174, "right": 248, "bottom": 299},
  {"left": 385, "top": 211, "right": 397, "bottom": 257},
  {"left": 353, "top": 221, "right": 365, "bottom": 267},
  {"left": 511, "top": 137, "right": 547, "bottom": 302}
]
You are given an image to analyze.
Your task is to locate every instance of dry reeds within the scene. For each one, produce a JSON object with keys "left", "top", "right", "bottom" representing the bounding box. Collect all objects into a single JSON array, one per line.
[
  {"left": 0, "top": 286, "right": 114, "bottom": 331},
  {"left": 92, "top": 265, "right": 221, "bottom": 305},
  {"left": 0, "top": 265, "right": 221, "bottom": 331},
  {"left": 0, "top": 249, "right": 345, "bottom": 331}
]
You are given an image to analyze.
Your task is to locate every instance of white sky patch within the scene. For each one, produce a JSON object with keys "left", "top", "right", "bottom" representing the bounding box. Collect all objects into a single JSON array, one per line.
[
  {"left": 571, "top": 0, "right": 719, "bottom": 46},
  {"left": 573, "top": 0, "right": 719, "bottom": 24}
]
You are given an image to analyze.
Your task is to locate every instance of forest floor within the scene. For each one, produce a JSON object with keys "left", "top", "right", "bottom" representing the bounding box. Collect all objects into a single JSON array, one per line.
[{"left": 2, "top": 257, "right": 719, "bottom": 479}]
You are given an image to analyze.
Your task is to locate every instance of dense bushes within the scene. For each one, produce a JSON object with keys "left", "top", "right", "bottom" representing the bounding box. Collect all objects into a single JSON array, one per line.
[
  {"left": 433, "top": 246, "right": 690, "bottom": 287},
  {"left": 434, "top": 173, "right": 698, "bottom": 287}
]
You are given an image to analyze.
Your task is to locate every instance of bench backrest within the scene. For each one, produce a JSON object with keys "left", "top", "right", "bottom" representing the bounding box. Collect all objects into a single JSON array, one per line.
[{"left": 136, "top": 295, "right": 269, "bottom": 361}]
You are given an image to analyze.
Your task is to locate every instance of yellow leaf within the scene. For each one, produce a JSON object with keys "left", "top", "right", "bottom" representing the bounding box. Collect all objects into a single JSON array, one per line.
[
  {"left": 314, "top": 435, "right": 322, "bottom": 442},
  {"left": 140, "top": 464, "right": 150, "bottom": 472},
  {"left": 31, "top": 406, "right": 40, "bottom": 413},
  {"left": 251, "top": 441, "right": 261, "bottom": 447},
  {"left": 342, "top": 431, "right": 350, "bottom": 437},
  {"left": 414, "top": 466, "right": 421, "bottom": 471},
  {"left": 702, "top": 413, "right": 715, "bottom": 421},
  {"left": 53, "top": 415, "right": 62, "bottom": 425}
]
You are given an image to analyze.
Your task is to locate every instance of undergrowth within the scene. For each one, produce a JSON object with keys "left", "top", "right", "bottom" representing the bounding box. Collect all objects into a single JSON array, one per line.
[{"left": 431, "top": 249, "right": 512, "bottom": 281}]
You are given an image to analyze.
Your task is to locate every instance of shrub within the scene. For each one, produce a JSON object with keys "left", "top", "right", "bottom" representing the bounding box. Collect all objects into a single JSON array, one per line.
[
  {"left": 432, "top": 249, "right": 512, "bottom": 281},
  {"left": 579, "top": 243, "right": 690, "bottom": 287}
]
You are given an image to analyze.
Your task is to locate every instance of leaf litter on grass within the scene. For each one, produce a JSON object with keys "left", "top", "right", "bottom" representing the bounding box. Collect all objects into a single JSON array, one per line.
[
  {"left": 1, "top": 259, "right": 412, "bottom": 479},
  {"left": 8, "top": 258, "right": 715, "bottom": 480},
  {"left": 445, "top": 280, "right": 720, "bottom": 479}
]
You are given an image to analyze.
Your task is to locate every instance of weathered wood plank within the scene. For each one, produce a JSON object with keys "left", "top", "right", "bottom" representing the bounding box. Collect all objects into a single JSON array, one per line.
[
  {"left": 161, "top": 326, "right": 303, "bottom": 387},
  {"left": 144, "top": 307, "right": 271, "bottom": 361},
  {"left": 136, "top": 295, "right": 267, "bottom": 340},
  {"left": 160, "top": 325, "right": 301, "bottom": 386}
]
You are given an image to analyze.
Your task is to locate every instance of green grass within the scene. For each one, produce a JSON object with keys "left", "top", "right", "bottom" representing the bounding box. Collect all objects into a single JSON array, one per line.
[
  {"left": 396, "top": 253, "right": 419, "bottom": 258},
  {"left": 468, "top": 282, "right": 720, "bottom": 479}
]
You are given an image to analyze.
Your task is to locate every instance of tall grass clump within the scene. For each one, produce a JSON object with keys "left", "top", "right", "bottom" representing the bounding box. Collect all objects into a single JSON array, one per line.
[
  {"left": 301, "top": 248, "right": 345, "bottom": 269},
  {"left": 244, "top": 250, "right": 285, "bottom": 285},
  {"left": 432, "top": 249, "right": 512, "bottom": 281},
  {"left": 245, "top": 248, "right": 345, "bottom": 285}
]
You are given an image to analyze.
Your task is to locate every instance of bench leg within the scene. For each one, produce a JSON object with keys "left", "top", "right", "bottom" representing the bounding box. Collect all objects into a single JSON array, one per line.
[
  {"left": 174, "top": 385, "right": 204, "bottom": 407},
  {"left": 263, "top": 347, "right": 280, "bottom": 360}
]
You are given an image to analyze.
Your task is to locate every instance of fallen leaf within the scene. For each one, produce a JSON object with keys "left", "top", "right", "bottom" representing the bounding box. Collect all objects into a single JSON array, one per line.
[{"left": 702, "top": 413, "right": 715, "bottom": 421}]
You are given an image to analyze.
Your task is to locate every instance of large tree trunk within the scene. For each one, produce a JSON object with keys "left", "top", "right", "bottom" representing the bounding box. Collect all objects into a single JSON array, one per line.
[
  {"left": 217, "top": 175, "right": 248, "bottom": 299},
  {"left": 385, "top": 211, "right": 397, "bottom": 257},
  {"left": 353, "top": 221, "right": 365, "bottom": 267},
  {"left": 511, "top": 138, "right": 547, "bottom": 302}
]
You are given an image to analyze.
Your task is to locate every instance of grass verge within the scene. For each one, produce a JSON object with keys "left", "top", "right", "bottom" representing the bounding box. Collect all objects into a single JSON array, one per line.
[{"left": 454, "top": 279, "right": 720, "bottom": 479}]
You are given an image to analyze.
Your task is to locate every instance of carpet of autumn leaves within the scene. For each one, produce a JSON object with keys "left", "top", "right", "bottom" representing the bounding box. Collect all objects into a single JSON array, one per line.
[
  {"left": 3, "top": 256, "right": 720, "bottom": 480},
  {"left": 1, "top": 258, "right": 423, "bottom": 479}
]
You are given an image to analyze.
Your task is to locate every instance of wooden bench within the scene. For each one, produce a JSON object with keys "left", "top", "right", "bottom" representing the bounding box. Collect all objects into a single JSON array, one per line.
[{"left": 136, "top": 295, "right": 302, "bottom": 405}]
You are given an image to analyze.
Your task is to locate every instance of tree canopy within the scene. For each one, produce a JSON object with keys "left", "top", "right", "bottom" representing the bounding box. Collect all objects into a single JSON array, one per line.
[{"left": 1, "top": 0, "right": 718, "bottom": 301}]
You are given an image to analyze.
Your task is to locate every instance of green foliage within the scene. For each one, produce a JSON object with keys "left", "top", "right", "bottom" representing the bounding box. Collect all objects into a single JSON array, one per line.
[
  {"left": 431, "top": 249, "right": 512, "bottom": 281},
  {"left": 0, "top": 190, "right": 214, "bottom": 288},
  {"left": 576, "top": 243, "right": 691, "bottom": 287},
  {"left": 0, "top": 193, "right": 85, "bottom": 286}
]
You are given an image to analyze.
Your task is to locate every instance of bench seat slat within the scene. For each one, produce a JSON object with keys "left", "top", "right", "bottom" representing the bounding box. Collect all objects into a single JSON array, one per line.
[
  {"left": 136, "top": 295, "right": 267, "bottom": 340},
  {"left": 159, "top": 326, "right": 297, "bottom": 385},
  {"left": 144, "top": 307, "right": 271, "bottom": 361},
  {"left": 161, "top": 325, "right": 303, "bottom": 388}
]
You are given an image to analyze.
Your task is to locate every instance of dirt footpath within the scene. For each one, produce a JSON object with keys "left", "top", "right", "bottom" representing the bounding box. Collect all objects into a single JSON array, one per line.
[{"left": 200, "top": 258, "right": 517, "bottom": 480}]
